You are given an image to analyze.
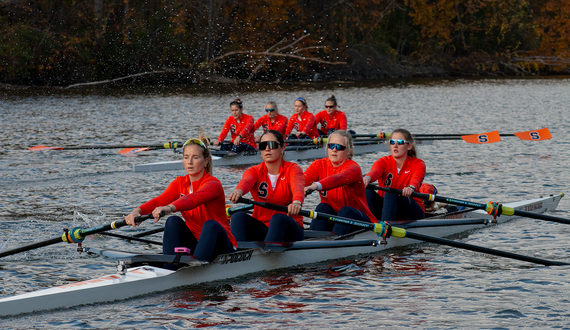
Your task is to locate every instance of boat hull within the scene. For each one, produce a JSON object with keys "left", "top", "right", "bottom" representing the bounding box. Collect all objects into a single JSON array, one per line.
[
  {"left": 0, "top": 193, "right": 563, "bottom": 316},
  {"left": 133, "top": 140, "right": 432, "bottom": 172}
]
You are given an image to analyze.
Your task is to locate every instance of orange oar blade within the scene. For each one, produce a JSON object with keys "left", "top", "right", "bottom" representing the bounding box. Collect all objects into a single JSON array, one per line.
[
  {"left": 28, "top": 145, "right": 64, "bottom": 151},
  {"left": 514, "top": 128, "right": 552, "bottom": 141},
  {"left": 461, "top": 131, "right": 501, "bottom": 144},
  {"left": 118, "top": 147, "right": 150, "bottom": 155}
]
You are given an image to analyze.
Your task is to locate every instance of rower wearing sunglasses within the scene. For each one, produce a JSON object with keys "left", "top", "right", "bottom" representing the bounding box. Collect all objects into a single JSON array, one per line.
[
  {"left": 124, "top": 136, "right": 237, "bottom": 269},
  {"left": 363, "top": 128, "right": 426, "bottom": 221},
  {"left": 252, "top": 101, "right": 288, "bottom": 143},
  {"left": 315, "top": 95, "right": 348, "bottom": 136},
  {"left": 228, "top": 130, "right": 305, "bottom": 242},
  {"left": 285, "top": 97, "right": 319, "bottom": 141},
  {"left": 303, "top": 130, "right": 377, "bottom": 235},
  {"left": 214, "top": 99, "right": 257, "bottom": 154}
]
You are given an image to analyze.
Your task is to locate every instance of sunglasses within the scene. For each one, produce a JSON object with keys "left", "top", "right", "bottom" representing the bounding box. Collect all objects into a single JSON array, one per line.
[
  {"left": 183, "top": 138, "right": 208, "bottom": 149},
  {"left": 265, "top": 108, "right": 277, "bottom": 112},
  {"left": 259, "top": 141, "right": 281, "bottom": 150},
  {"left": 325, "top": 105, "right": 335, "bottom": 109},
  {"left": 328, "top": 143, "right": 347, "bottom": 151},
  {"left": 389, "top": 139, "right": 410, "bottom": 145}
]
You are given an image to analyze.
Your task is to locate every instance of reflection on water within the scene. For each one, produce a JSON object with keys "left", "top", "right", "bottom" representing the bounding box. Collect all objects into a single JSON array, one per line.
[{"left": 1, "top": 77, "right": 570, "bottom": 328}]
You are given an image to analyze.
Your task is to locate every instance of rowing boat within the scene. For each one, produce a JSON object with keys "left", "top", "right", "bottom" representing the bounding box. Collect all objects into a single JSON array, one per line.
[
  {"left": 133, "top": 139, "right": 433, "bottom": 172},
  {"left": 0, "top": 193, "right": 562, "bottom": 316}
]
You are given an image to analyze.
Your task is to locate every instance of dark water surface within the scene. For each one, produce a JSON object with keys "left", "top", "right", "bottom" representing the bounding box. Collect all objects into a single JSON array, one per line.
[{"left": 1, "top": 78, "right": 570, "bottom": 328}]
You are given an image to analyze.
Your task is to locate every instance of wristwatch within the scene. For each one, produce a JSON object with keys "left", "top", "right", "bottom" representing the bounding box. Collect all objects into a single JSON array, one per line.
[{"left": 408, "top": 185, "right": 416, "bottom": 191}]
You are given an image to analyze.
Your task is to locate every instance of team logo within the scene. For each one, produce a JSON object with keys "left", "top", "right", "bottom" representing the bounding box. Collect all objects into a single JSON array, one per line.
[
  {"left": 319, "top": 190, "right": 327, "bottom": 198},
  {"left": 230, "top": 124, "right": 237, "bottom": 133},
  {"left": 263, "top": 124, "right": 269, "bottom": 132},
  {"left": 385, "top": 173, "right": 393, "bottom": 187},
  {"left": 322, "top": 120, "right": 328, "bottom": 128},
  {"left": 258, "top": 182, "right": 269, "bottom": 199}
]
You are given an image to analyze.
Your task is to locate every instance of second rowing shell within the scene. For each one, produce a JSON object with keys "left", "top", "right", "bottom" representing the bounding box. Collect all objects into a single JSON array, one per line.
[{"left": 133, "top": 140, "right": 433, "bottom": 172}]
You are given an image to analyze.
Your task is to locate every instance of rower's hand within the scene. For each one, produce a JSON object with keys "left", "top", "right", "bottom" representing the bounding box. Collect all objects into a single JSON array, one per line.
[
  {"left": 125, "top": 209, "right": 142, "bottom": 228},
  {"left": 214, "top": 140, "right": 221, "bottom": 146},
  {"left": 402, "top": 186, "right": 414, "bottom": 197},
  {"left": 363, "top": 175, "right": 372, "bottom": 187},
  {"left": 152, "top": 206, "right": 174, "bottom": 222},
  {"left": 287, "top": 203, "right": 301, "bottom": 216},
  {"left": 304, "top": 183, "right": 318, "bottom": 196},
  {"left": 234, "top": 135, "right": 241, "bottom": 145},
  {"left": 227, "top": 189, "right": 244, "bottom": 204},
  {"left": 296, "top": 132, "right": 305, "bottom": 138}
]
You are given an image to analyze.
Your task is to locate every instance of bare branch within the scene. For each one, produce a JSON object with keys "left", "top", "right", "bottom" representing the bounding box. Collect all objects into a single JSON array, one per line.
[{"left": 64, "top": 71, "right": 166, "bottom": 89}]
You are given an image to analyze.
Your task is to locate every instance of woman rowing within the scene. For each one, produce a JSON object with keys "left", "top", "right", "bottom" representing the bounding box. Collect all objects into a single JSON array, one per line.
[
  {"left": 252, "top": 101, "right": 288, "bottom": 142},
  {"left": 285, "top": 97, "right": 319, "bottom": 141},
  {"left": 304, "top": 130, "right": 377, "bottom": 235},
  {"left": 315, "top": 95, "right": 348, "bottom": 136},
  {"left": 228, "top": 130, "right": 305, "bottom": 242},
  {"left": 214, "top": 99, "right": 256, "bottom": 154},
  {"left": 125, "top": 136, "right": 236, "bottom": 269},
  {"left": 363, "top": 128, "right": 426, "bottom": 221}
]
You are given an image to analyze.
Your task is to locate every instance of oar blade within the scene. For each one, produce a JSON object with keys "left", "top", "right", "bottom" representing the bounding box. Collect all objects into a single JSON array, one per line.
[
  {"left": 28, "top": 145, "right": 64, "bottom": 151},
  {"left": 514, "top": 128, "right": 552, "bottom": 141},
  {"left": 461, "top": 130, "right": 501, "bottom": 144},
  {"left": 118, "top": 147, "right": 151, "bottom": 155}
]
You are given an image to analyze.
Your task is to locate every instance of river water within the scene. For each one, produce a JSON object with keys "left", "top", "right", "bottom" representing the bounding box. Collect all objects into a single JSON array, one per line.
[{"left": 1, "top": 77, "right": 569, "bottom": 328}]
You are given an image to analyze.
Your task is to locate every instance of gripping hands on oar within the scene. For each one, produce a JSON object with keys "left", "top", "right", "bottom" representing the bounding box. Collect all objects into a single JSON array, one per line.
[
  {"left": 369, "top": 186, "right": 568, "bottom": 225},
  {"left": 237, "top": 197, "right": 568, "bottom": 266},
  {"left": 0, "top": 214, "right": 153, "bottom": 259}
]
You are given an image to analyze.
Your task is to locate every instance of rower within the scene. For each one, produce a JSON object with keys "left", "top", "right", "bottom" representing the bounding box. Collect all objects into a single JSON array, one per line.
[
  {"left": 285, "top": 97, "right": 319, "bottom": 143},
  {"left": 363, "top": 128, "right": 426, "bottom": 221},
  {"left": 252, "top": 101, "right": 288, "bottom": 143},
  {"left": 125, "top": 136, "right": 237, "bottom": 269},
  {"left": 214, "top": 98, "right": 256, "bottom": 154},
  {"left": 228, "top": 130, "right": 305, "bottom": 242},
  {"left": 304, "top": 130, "right": 377, "bottom": 235},
  {"left": 315, "top": 95, "right": 349, "bottom": 136}
]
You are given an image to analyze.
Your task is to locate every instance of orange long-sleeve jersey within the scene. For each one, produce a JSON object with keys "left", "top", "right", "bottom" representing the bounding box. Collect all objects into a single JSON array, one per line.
[
  {"left": 252, "top": 114, "right": 288, "bottom": 136},
  {"left": 365, "top": 155, "right": 426, "bottom": 211},
  {"left": 138, "top": 172, "right": 237, "bottom": 247},
  {"left": 218, "top": 113, "right": 256, "bottom": 148},
  {"left": 315, "top": 110, "right": 348, "bottom": 135},
  {"left": 236, "top": 161, "right": 305, "bottom": 227},
  {"left": 304, "top": 158, "right": 377, "bottom": 223},
  {"left": 285, "top": 111, "right": 319, "bottom": 138}
]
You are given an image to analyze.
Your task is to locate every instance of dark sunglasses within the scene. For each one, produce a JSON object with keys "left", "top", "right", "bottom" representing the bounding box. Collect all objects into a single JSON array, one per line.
[
  {"left": 389, "top": 139, "right": 410, "bottom": 145},
  {"left": 265, "top": 108, "right": 277, "bottom": 112},
  {"left": 325, "top": 105, "right": 335, "bottom": 109},
  {"left": 327, "top": 143, "right": 347, "bottom": 151},
  {"left": 259, "top": 141, "right": 281, "bottom": 150}
]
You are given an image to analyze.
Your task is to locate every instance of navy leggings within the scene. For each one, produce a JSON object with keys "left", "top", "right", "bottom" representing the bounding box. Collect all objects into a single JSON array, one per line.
[
  {"left": 365, "top": 190, "right": 425, "bottom": 221},
  {"left": 309, "top": 203, "right": 371, "bottom": 236},
  {"left": 220, "top": 142, "right": 255, "bottom": 154},
  {"left": 230, "top": 211, "right": 304, "bottom": 242},
  {"left": 163, "top": 216, "right": 235, "bottom": 269}
]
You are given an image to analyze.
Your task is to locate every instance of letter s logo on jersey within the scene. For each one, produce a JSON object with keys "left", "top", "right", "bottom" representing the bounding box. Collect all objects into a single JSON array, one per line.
[
  {"left": 258, "top": 182, "right": 269, "bottom": 199},
  {"left": 384, "top": 173, "right": 393, "bottom": 187},
  {"left": 230, "top": 124, "right": 237, "bottom": 134},
  {"left": 322, "top": 120, "right": 328, "bottom": 129}
]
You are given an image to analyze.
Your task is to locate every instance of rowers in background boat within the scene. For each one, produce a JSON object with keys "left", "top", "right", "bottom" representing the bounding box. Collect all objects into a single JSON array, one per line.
[
  {"left": 304, "top": 130, "right": 377, "bottom": 235},
  {"left": 214, "top": 98, "right": 257, "bottom": 154},
  {"left": 363, "top": 128, "right": 426, "bottom": 221},
  {"left": 252, "top": 101, "right": 288, "bottom": 143},
  {"left": 227, "top": 130, "right": 305, "bottom": 242},
  {"left": 285, "top": 97, "right": 319, "bottom": 144},
  {"left": 315, "top": 94, "right": 351, "bottom": 136},
  {"left": 124, "top": 136, "right": 237, "bottom": 269}
]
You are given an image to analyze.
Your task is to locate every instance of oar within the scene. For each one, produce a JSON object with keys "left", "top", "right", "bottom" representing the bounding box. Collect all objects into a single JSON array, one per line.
[
  {"left": 28, "top": 141, "right": 184, "bottom": 152},
  {"left": 369, "top": 186, "right": 568, "bottom": 225},
  {"left": 237, "top": 197, "right": 568, "bottom": 266},
  {"left": 0, "top": 215, "right": 152, "bottom": 259}
]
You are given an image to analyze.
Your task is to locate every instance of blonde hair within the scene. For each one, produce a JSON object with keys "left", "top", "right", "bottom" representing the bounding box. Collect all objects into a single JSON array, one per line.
[
  {"left": 327, "top": 130, "right": 354, "bottom": 159},
  {"left": 183, "top": 134, "right": 213, "bottom": 175}
]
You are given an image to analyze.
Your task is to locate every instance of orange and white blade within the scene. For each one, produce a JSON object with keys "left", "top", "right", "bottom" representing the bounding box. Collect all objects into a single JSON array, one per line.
[{"left": 461, "top": 130, "right": 501, "bottom": 144}]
